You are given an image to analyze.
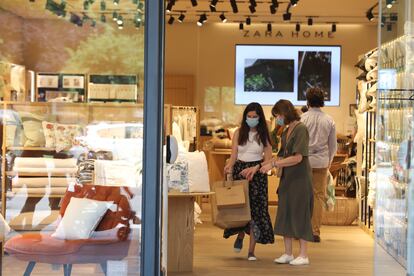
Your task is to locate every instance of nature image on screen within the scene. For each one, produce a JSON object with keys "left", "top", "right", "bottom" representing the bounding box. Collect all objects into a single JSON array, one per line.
[
  {"left": 244, "top": 59, "right": 294, "bottom": 92},
  {"left": 297, "top": 51, "right": 332, "bottom": 101}
]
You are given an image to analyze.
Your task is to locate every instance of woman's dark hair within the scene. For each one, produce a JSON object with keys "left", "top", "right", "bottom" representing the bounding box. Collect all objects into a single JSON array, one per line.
[
  {"left": 238, "top": 102, "right": 270, "bottom": 147},
  {"left": 306, "top": 87, "right": 325, "bottom": 108},
  {"left": 301, "top": 105, "right": 309, "bottom": 113},
  {"left": 272, "top": 100, "right": 300, "bottom": 124}
]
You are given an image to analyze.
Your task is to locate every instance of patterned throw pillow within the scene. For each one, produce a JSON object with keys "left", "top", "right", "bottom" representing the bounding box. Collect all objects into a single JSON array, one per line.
[
  {"left": 167, "top": 161, "right": 189, "bottom": 192},
  {"left": 42, "top": 121, "right": 56, "bottom": 148},
  {"left": 54, "top": 123, "right": 83, "bottom": 152}
]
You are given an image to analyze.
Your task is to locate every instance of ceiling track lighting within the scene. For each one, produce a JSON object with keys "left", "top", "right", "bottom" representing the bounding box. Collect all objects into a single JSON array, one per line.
[
  {"left": 295, "top": 22, "right": 300, "bottom": 32},
  {"left": 166, "top": 0, "right": 175, "bottom": 13},
  {"left": 390, "top": 13, "right": 398, "bottom": 22},
  {"left": 191, "top": 0, "right": 198, "bottom": 7},
  {"left": 210, "top": 5, "right": 217, "bottom": 12},
  {"left": 249, "top": 5, "right": 256, "bottom": 14},
  {"left": 239, "top": 23, "right": 244, "bottom": 30},
  {"left": 308, "top": 17, "right": 313, "bottom": 26},
  {"left": 100, "top": 0, "right": 106, "bottom": 11},
  {"left": 381, "top": 15, "right": 386, "bottom": 27},
  {"left": 331, "top": 23, "right": 337, "bottom": 32},
  {"left": 387, "top": 23, "right": 392, "bottom": 31},
  {"left": 118, "top": 22, "right": 124, "bottom": 30},
  {"left": 137, "top": 1, "right": 144, "bottom": 12},
  {"left": 135, "top": 21, "right": 141, "bottom": 29},
  {"left": 267, "top": 23, "right": 272, "bottom": 32},
  {"left": 366, "top": 3, "right": 378, "bottom": 21},
  {"left": 113, "top": 0, "right": 119, "bottom": 6},
  {"left": 178, "top": 13, "right": 185, "bottom": 23},
  {"left": 210, "top": 0, "right": 218, "bottom": 8},
  {"left": 283, "top": 4, "right": 292, "bottom": 21},
  {"left": 112, "top": 11, "right": 118, "bottom": 21},
  {"left": 386, "top": 0, "right": 393, "bottom": 9},
  {"left": 271, "top": 0, "right": 279, "bottom": 8},
  {"left": 100, "top": 14, "right": 106, "bottom": 22},
  {"left": 197, "top": 13, "right": 207, "bottom": 26},
  {"left": 290, "top": 0, "right": 298, "bottom": 7},
  {"left": 270, "top": 4, "right": 277, "bottom": 14},
  {"left": 168, "top": 16, "right": 175, "bottom": 25},
  {"left": 246, "top": 16, "right": 251, "bottom": 25},
  {"left": 117, "top": 15, "right": 123, "bottom": 25},
  {"left": 230, "top": 0, "right": 238, "bottom": 13},
  {"left": 249, "top": 0, "right": 257, "bottom": 7},
  {"left": 219, "top": 13, "right": 227, "bottom": 23}
]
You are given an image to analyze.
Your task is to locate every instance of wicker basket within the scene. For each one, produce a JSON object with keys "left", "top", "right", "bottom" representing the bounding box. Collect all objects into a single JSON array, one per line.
[{"left": 322, "top": 197, "right": 358, "bottom": 226}]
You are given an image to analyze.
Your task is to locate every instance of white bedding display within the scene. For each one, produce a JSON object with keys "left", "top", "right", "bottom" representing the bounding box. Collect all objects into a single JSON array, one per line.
[
  {"left": 14, "top": 157, "right": 77, "bottom": 169},
  {"left": 94, "top": 160, "right": 142, "bottom": 187},
  {"left": 12, "top": 167, "right": 78, "bottom": 174},
  {"left": 12, "top": 177, "right": 75, "bottom": 188},
  {"left": 178, "top": 151, "right": 210, "bottom": 193}
]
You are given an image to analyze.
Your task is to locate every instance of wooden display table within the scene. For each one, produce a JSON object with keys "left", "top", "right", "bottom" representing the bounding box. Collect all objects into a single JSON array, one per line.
[{"left": 167, "top": 192, "right": 214, "bottom": 273}]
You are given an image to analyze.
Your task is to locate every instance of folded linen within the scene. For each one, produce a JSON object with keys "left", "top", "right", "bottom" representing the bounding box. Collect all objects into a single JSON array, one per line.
[
  {"left": 14, "top": 157, "right": 77, "bottom": 169},
  {"left": 12, "top": 177, "right": 76, "bottom": 188},
  {"left": 10, "top": 187, "right": 67, "bottom": 195},
  {"left": 12, "top": 167, "right": 78, "bottom": 174}
]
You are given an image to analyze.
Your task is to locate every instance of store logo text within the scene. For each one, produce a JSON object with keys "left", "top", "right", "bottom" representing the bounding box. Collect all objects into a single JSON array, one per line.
[{"left": 243, "top": 31, "right": 335, "bottom": 39}]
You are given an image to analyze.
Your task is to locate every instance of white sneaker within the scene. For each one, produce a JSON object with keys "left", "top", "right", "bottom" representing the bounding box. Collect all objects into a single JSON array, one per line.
[
  {"left": 289, "top": 256, "right": 310, "bottom": 266},
  {"left": 247, "top": 253, "right": 257, "bottom": 261},
  {"left": 274, "top": 254, "right": 294, "bottom": 264}
]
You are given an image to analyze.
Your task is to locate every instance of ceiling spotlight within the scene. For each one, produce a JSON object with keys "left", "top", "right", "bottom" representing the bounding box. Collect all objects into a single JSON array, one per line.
[
  {"left": 295, "top": 22, "right": 300, "bottom": 32},
  {"left": 267, "top": 23, "right": 272, "bottom": 32},
  {"left": 117, "top": 15, "right": 123, "bottom": 25},
  {"left": 239, "top": 23, "right": 244, "bottom": 30},
  {"left": 386, "top": 0, "right": 393, "bottom": 9},
  {"left": 210, "top": 0, "right": 218, "bottom": 8},
  {"left": 137, "top": 1, "right": 144, "bottom": 12},
  {"left": 118, "top": 22, "right": 124, "bottom": 29},
  {"left": 168, "top": 16, "right": 175, "bottom": 25},
  {"left": 308, "top": 17, "right": 313, "bottom": 26},
  {"left": 100, "top": 14, "right": 106, "bottom": 22},
  {"left": 387, "top": 23, "right": 392, "bottom": 31},
  {"left": 220, "top": 13, "right": 227, "bottom": 23},
  {"left": 166, "top": 1, "right": 174, "bottom": 13},
  {"left": 100, "top": 0, "right": 106, "bottom": 11},
  {"left": 246, "top": 17, "right": 251, "bottom": 25},
  {"left": 112, "top": 11, "right": 118, "bottom": 21},
  {"left": 331, "top": 23, "right": 337, "bottom": 32},
  {"left": 381, "top": 16, "right": 386, "bottom": 27},
  {"left": 290, "top": 0, "right": 298, "bottom": 7},
  {"left": 178, "top": 13, "right": 185, "bottom": 23},
  {"left": 270, "top": 5, "right": 277, "bottom": 14},
  {"left": 271, "top": 0, "right": 279, "bottom": 8},
  {"left": 230, "top": 0, "right": 238, "bottom": 13},
  {"left": 249, "top": 5, "right": 256, "bottom": 13},
  {"left": 210, "top": 5, "right": 216, "bottom": 12},
  {"left": 366, "top": 9, "right": 374, "bottom": 21},
  {"left": 249, "top": 0, "right": 257, "bottom": 7},
  {"left": 390, "top": 13, "right": 398, "bottom": 22},
  {"left": 283, "top": 12, "right": 291, "bottom": 21},
  {"left": 135, "top": 21, "right": 141, "bottom": 29},
  {"left": 197, "top": 13, "right": 207, "bottom": 26},
  {"left": 191, "top": 0, "right": 198, "bottom": 7},
  {"left": 113, "top": 0, "right": 119, "bottom": 5}
]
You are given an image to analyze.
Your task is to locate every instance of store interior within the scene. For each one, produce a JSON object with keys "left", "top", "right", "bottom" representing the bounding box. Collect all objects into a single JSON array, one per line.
[{"left": 0, "top": 0, "right": 411, "bottom": 275}]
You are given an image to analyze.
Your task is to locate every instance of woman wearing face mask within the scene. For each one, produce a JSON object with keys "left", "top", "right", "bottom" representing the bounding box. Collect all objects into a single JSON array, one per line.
[
  {"left": 223, "top": 102, "right": 274, "bottom": 261},
  {"left": 260, "top": 100, "right": 313, "bottom": 266}
]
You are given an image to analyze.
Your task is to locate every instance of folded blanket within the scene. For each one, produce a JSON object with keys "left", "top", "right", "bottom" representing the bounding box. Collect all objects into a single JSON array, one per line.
[
  {"left": 12, "top": 177, "right": 76, "bottom": 188},
  {"left": 95, "top": 160, "right": 142, "bottom": 187},
  {"left": 9, "top": 210, "right": 60, "bottom": 231},
  {"left": 12, "top": 168, "right": 78, "bottom": 174},
  {"left": 10, "top": 187, "right": 67, "bottom": 195},
  {"left": 14, "top": 157, "right": 77, "bottom": 169}
]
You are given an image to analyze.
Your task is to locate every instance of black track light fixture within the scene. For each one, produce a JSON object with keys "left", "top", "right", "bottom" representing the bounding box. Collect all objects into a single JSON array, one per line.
[
  {"left": 387, "top": 23, "right": 392, "bottom": 31},
  {"left": 197, "top": 13, "right": 207, "bottom": 26},
  {"left": 390, "top": 13, "right": 398, "bottom": 22},
  {"left": 386, "top": 0, "right": 393, "bottom": 9},
  {"left": 191, "top": 0, "right": 198, "bottom": 7},
  {"left": 283, "top": 12, "right": 291, "bottom": 21},
  {"left": 178, "top": 13, "right": 185, "bottom": 23},
  {"left": 366, "top": 9, "right": 374, "bottom": 21},
  {"left": 239, "top": 23, "right": 244, "bottom": 30},
  {"left": 308, "top": 17, "right": 313, "bottom": 26},
  {"left": 210, "top": 0, "right": 218, "bottom": 8},
  {"left": 113, "top": 0, "right": 119, "bottom": 5},
  {"left": 271, "top": 0, "right": 279, "bottom": 8},
  {"left": 381, "top": 15, "right": 386, "bottom": 27},
  {"left": 290, "top": 0, "right": 298, "bottom": 7},
  {"left": 166, "top": 0, "right": 174, "bottom": 13},
  {"left": 135, "top": 21, "right": 141, "bottom": 29},
  {"left": 270, "top": 5, "right": 277, "bottom": 14},
  {"left": 331, "top": 23, "right": 337, "bottom": 32},
  {"left": 267, "top": 23, "right": 272, "bottom": 32},
  {"left": 249, "top": 5, "right": 256, "bottom": 13},
  {"left": 112, "top": 11, "right": 118, "bottom": 21},
  {"left": 210, "top": 5, "right": 216, "bottom": 12},
  {"left": 100, "top": 0, "right": 106, "bottom": 11},
  {"left": 116, "top": 14, "right": 123, "bottom": 25},
  {"left": 100, "top": 14, "right": 106, "bottom": 22},
  {"left": 168, "top": 16, "right": 175, "bottom": 25},
  {"left": 230, "top": 0, "right": 238, "bottom": 13},
  {"left": 295, "top": 22, "right": 300, "bottom": 32},
  {"left": 246, "top": 16, "right": 251, "bottom": 25},
  {"left": 220, "top": 13, "right": 227, "bottom": 23},
  {"left": 249, "top": 0, "right": 257, "bottom": 7}
]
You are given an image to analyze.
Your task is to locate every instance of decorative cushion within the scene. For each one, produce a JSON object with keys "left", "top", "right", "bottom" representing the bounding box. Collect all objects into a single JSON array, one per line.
[
  {"left": 42, "top": 121, "right": 56, "bottom": 148},
  {"left": 52, "top": 197, "right": 113, "bottom": 240},
  {"left": 19, "top": 112, "right": 47, "bottom": 147},
  {"left": 167, "top": 161, "right": 189, "bottom": 192},
  {"left": 54, "top": 123, "right": 83, "bottom": 152}
]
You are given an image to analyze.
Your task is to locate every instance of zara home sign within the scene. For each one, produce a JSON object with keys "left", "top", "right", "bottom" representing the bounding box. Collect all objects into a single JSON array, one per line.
[{"left": 242, "top": 30, "right": 335, "bottom": 39}]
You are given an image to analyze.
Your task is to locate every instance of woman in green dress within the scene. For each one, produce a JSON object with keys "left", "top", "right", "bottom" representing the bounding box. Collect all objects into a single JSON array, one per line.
[{"left": 260, "top": 99, "right": 314, "bottom": 266}]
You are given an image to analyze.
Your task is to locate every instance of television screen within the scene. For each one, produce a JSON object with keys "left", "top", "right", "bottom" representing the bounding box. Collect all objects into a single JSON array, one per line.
[{"left": 235, "top": 45, "right": 341, "bottom": 106}]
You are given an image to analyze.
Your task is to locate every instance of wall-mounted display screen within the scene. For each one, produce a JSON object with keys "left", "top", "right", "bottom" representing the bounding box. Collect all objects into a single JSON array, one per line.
[{"left": 235, "top": 45, "right": 341, "bottom": 106}]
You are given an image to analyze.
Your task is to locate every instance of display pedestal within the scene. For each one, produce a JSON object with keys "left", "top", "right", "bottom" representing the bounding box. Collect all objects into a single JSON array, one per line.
[{"left": 167, "top": 192, "right": 214, "bottom": 273}]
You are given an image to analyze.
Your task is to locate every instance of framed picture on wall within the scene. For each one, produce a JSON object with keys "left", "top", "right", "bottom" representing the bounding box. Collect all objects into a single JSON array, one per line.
[
  {"left": 62, "top": 75, "right": 85, "bottom": 89},
  {"left": 37, "top": 74, "right": 59, "bottom": 88},
  {"left": 349, "top": 104, "right": 357, "bottom": 117}
]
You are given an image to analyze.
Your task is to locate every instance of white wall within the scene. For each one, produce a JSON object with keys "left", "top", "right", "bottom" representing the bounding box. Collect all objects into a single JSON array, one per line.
[{"left": 166, "top": 23, "right": 378, "bottom": 134}]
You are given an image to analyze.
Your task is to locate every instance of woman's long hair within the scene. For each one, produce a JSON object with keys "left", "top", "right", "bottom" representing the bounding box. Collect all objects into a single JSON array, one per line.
[{"left": 238, "top": 102, "right": 270, "bottom": 147}]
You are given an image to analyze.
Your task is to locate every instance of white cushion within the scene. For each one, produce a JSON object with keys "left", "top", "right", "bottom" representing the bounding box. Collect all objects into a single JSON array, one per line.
[
  {"left": 179, "top": 151, "right": 210, "bottom": 193},
  {"left": 52, "top": 197, "right": 113, "bottom": 240}
]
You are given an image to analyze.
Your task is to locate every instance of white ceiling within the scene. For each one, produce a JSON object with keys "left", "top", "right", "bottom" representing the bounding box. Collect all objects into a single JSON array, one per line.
[{"left": 0, "top": 0, "right": 384, "bottom": 24}]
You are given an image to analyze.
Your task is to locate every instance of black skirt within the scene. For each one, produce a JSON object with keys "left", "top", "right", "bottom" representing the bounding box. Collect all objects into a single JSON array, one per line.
[{"left": 223, "top": 160, "right": 275, "bottom": 244}]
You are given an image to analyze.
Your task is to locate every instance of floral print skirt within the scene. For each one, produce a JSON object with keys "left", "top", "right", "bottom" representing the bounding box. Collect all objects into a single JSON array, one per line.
[{"left": 223, "top": 160, "right": 275, "bottom": 244}]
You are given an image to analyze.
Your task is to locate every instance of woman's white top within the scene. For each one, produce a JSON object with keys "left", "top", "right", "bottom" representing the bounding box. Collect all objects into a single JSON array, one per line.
[{"left": 237, "top": 131, "right": 264, "bottom": 162}]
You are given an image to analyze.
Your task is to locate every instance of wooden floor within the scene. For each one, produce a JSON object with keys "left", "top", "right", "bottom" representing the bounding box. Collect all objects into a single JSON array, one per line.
[{"left": 170, "top": 205, "right": 406, "bottom": 276}]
